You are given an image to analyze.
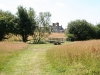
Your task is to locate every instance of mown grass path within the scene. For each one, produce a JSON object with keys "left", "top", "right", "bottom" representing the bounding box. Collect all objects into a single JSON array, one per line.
[{"left": 0, "top": 44, "right": 56, "bottom": 75}]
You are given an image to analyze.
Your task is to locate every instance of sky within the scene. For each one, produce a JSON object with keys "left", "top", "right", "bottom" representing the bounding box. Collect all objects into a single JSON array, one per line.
[{"left": 0, "top": 0, "right": 100, "bottom": 28}]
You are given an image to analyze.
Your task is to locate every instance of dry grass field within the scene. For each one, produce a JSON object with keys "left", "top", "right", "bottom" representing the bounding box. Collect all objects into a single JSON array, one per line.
[
  {"left": 0, "top": 42, "right": 28, "bottom": 51},
  {"left": 0, "top": 41, "right": 28, "bottom": 71},
  {"left": 48, "top": 33, "right": 66, "bottom": 38},
  {"left": 1, "top": 34, "right": 100, "bottom": 75},
  {"left": 46, "top": 40, "right": 100, "bottom": 75}
]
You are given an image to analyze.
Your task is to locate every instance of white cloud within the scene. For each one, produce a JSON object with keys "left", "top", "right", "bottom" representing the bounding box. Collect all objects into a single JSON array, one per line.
[{"left": 56, "top": 1, "right": 65, "bottom": 7}]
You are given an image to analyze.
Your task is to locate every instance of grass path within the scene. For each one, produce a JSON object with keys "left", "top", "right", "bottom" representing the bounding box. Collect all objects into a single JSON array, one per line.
[{"left": 0, "top": 44, "right": 56, "bottom": 75}]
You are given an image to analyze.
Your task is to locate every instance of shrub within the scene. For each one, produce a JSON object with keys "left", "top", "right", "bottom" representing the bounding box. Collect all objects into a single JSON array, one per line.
[
  {"left": 67, "top": 19, "right": 96, "bottom": 40},
  {"left": 67, "top": 34, "right": 76, "bottom": 41}
]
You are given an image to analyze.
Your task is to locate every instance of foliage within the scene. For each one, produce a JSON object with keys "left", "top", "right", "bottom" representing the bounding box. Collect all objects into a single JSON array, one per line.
[
  {"left": 96, "top": 23, "right": 100, "bottom": 28},
  {"left": 0, "top": 10, "right": 15, "bottom": 41},
  {"left": 67, "top": 19, "right": 96, "bottom": 40},
  {"left": 67, "top": 34, "right": 76, "bottom": 41},
  {"left": 17, "top": 6, "right": 36, "bottom": 42},
  {"left": 95, "top": 23, "right": 100, "bottom": 39},
  {"left": 46, "top": 40, "right": 100, "bottom": 74},
  {"left": 33, "top": 12, "right": 51, "bottom": 44}
]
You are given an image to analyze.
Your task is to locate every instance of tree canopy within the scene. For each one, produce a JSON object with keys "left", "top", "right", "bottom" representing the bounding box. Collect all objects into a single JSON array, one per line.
[
  {"left": 0, "top": 10, "right": 15, "bottom": 41},
  {"left": 0, "top": 6, "right": 51, "bottom": 42},
  {"left": 95, "top": 23, "right": 100, "bottom": 39},
  {"left": 67, "top": 20, "right": 96, "bottom": 41},
  {"left": 17, "top": 6, "right": 36, "bottom": 42}
]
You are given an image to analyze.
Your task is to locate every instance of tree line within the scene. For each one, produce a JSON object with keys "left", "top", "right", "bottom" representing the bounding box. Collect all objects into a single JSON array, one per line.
[
  {"left": 67, "top": 19, "right": 100, "bottom": 41},
  {"left": 1, "top": 5, "right": 100, "bottom": 42},
  {"left": 0, "top": 6, "right": 51, "bottom": 43}
]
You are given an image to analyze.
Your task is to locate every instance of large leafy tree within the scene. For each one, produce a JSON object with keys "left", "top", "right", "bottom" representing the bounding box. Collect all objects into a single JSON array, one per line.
[
  {"left": 33, "top": 12, "right": 51, "bottom": 43},
  {"left": 95, "top": 23, "right": 100, "bottom": 39},
  {"left": 0, "top": 10, "right": 15, "bottom": 41},
  {"left": 67, "top": 20, "right": 96, "bottom": 40},
  {"left": 17, "top": 6, "right": 36, "bottom": 42}
]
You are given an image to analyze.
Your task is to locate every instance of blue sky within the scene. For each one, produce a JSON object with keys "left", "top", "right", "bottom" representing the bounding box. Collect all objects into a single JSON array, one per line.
[{"left": 0, "top": 0, "right": 100, "bottom": 28}]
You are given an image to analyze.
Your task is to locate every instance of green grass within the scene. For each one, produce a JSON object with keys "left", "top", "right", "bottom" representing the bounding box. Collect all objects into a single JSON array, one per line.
[
  {"left": 0, "top": 42, "right": 28, "bottom": 72},
  {"left": 46, "top": 40, "right": 100, "bottom": 75},
  {"left": 1, "top": 40, "right": 100, "bottom": 75},
  {"left": 0, "top": 43, "right": 56, "bottom": 75}
]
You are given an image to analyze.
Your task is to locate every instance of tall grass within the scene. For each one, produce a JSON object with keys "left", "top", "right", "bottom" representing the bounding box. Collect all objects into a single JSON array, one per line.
[
  {"left": 46, "top": 40, "right": 100, "bottom": 75},
  {"left": 0, "top": 41, "right": 28, "bottom": 72},
  {"left": 5, "top": 34, "right": 33, "bottom": 41}
]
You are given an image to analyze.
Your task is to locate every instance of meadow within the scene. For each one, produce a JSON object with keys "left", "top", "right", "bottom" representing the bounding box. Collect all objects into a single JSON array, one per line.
[
  {"left": 0, "top": 38, "right": 100, "bottom": 75},
  {"left": 46, "top": 40, "right": 100, "bottom": 75},
  {"left": 0, "top": 41, "right": 28, "bottom": 72}
]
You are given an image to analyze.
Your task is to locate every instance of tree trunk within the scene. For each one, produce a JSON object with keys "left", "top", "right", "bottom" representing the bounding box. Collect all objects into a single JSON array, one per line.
[
  {"left": 22, "top": 34, "right": 28, "bottom": 42},
  {"left": 0, "top": 36, "right": 3, "bottom": 41},
  {"left": 0, "top": 34, "right": 4, "bottom": 41}
]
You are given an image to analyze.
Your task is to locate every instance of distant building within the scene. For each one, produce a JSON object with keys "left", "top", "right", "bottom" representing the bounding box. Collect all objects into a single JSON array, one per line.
[{"left": 50, "top": 22, "right": 64, "bottom": 33}]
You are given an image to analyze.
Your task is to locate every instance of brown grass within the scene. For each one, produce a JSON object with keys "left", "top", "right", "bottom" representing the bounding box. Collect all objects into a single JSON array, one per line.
[
  {"left": 48, "top": 33, "right": 66, "bottom": 38},
  {"left": 0, "top": 41, "right": 28, "bottom": 52},
  {"left": 5, "top": 34, "right": 33, "bottom": 41},
  {"left": 46, "top": 40, "right": 100, "bottom": 74}
]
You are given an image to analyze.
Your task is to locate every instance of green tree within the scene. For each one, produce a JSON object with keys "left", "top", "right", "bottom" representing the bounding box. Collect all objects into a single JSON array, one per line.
[
  {"left": 96, "top": 23, "right": 100, "bottom": 28},
  {"left": 33, "top": 12, "right": 51, "bottom": 43},
  {"left": 67, "top": 20, "right": 96, "bottom": 40},
  {"left": 0, "top": 10, "right": 15, "bottom": 41},
  {"left": 95, "top": 23, "right": 100, "bottom": 39},
  {"left": 17, "top": 6, "right": 36, "bottom": 42}
]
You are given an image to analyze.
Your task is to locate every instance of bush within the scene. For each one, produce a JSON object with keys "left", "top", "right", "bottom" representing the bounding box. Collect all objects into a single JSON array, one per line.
[
  {"left": 67, "top": 19, "right": 96, "bottom": 40},
  {"left": 67, "top": 34, "right": 76, "bottom": 41},
  {"left": 33, "top": 40, "right": 47, "bottom": 44}
]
